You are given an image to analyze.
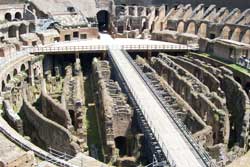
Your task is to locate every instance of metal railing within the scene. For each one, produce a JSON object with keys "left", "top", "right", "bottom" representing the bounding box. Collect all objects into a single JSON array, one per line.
[
  {"left": 28, "top": 43, "right": 198, "bottom": 53},
  {"left": 0, "top": 126, "right": 77, "bottom": 167},
  {"left": 108, "top": 49, "right": 176, "bottom": 167},
  {"left": 121, "top": 50, "right": 216, "bottom": 167}
]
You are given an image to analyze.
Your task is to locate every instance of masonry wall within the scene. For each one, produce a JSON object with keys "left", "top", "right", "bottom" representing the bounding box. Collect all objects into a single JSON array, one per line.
[
  {"left": 114, "top": 0, "right": 250, "bottom": 10},
  {"left": 150, "top": 56, "right": 229, "bottom": 145},
  {"left": 221, "top": 74, "right": 250, "bottom": 149},
  {"left": 40, "top": 90, "right": 72, "bottom": 129},
  {"left": 167, "top": 55, "right": 221, "bottom": 94},
  {"left": 22, "top": 96, "right": 80, "bottom": 155}
]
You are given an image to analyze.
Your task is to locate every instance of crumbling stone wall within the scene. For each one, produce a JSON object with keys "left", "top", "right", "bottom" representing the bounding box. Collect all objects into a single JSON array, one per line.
[
  {"left": 221, "top": 71, "right": 250, "bottom": 150},
  {"left": 22, "top": 93, "right": 80, "bottom": 155},
  {"left": 40, "top": 89, "right": 72, "bottom": 129},
  {"left": 167, "top": 55, "right": 221, "bottom": 95},
  {"left": 150, "top": 53, "right": 230, "bottom": 145},
  {"left": 185, "top": 54, "right": 250, "bottom": 151},
  {"left": 3, "top": 100, "right": 23, "bottom": 135},
  {"left": 92, "top": 58, "right": 133, "bottom": 158},
  {"left": 136, "top": 56, "right": 213, "bottom": 146}
]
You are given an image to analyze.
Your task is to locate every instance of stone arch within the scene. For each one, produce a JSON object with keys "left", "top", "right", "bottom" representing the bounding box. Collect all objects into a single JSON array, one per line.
[
  {"left": 19, "top": 23, "right": 27, "bottom": 36},
  {"left": 241, "top": 30, "right": 250, "bottom": 44},
  {"left": 5, "top": 13, "right": 12, "bottom": 21},
  {"left": 13, "top": 68, "right": 18, "bottom": 76},
  {"left": 128, "top": 6, "right": 135, "bottom": 16},
  {"left": 29, "top": 23, "right": 35, "bottom": 33},
  {"left": 186, "top": 21, "right": 196, "bottom": 34},
  {"left": 198, "top": 23, "right": 207, "bottom": 38},
  {"left": 114, "top": 136, "right": 127, "bottom": 156},
  {"left": 115, "top": 6, "right": 125, "bottom": 16},
  {"left": 96, "top": 10, "right": 110, "bottom": 32},
  {"left": 14, "top": 12, "right": 22, "bottom": 20},
  {"left": 177, "top": 21, "right": 185, "bottom": 33},
  {"left": 221, "top": 26, "right": 231, "bottom": 39},
  {"left": 8, "top": 25, "right": 17, "bottom": 38},
  {"left": 138, "top": 6, "right": 145, "bottom": 16},
  {"left": 6, "top": 74, "right": 11, "bottom": 83},
  {"left": 1, "top": 80, "right": 6, "bottom": 92},
  {"left": 20, "top": 64, "right": 26, "bottom": 72},
  {"left": 146, "top": 8, "right": 151, "bottom": 15},
  {"left": 231, "top": 27, "right": 241, "bottom": 41}
]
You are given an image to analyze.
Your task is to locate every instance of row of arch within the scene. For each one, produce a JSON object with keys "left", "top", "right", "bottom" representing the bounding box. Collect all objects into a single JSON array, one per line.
[
  {"left": 8, "top": 22, "right": 35, "bottom": 38},
  {"left": 115, "top": 5, "right": 153, "bottom": 17},
  {"left": 1, "top": 63, "right": 27, "bottom": 92},
  {"left": 5, "top": 12, "right": 23, "bottom": 21},
  {"left": 221, "top": 26, "right": 250, "bottom": 44},
  {"left": 177, "top": 21, "right": 208, "bottom": 38},
  {"left": 177, "top": 21, "right": 250, "bottom": 44}
]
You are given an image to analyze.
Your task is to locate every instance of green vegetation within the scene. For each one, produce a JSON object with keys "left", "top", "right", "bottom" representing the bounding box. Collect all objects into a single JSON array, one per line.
[
  {"left": 84, "top": 74, "right": 104, "bottom": 161},
  {"left": 190, "top": 52, "right": 250, "bottom": 76}
]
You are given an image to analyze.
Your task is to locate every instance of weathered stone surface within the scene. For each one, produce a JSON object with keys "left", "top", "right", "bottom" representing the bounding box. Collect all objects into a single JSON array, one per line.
[{"left": 22, "top": 92, "right": 80, "bottom": 155}]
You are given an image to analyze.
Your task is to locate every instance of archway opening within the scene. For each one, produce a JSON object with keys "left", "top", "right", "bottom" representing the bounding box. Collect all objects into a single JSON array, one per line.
[
  {"left": 8, "top": 26, "right": 17, "bottom": 38},
  {"left": 114, "top": 136, "right": 127, "bottom": 156},
  {"left": 96, "top": 10, "right": 109, "bottom": 32},
  {"left": 19, "top": 24, "right": 27, "bottom": 36},
  {"left": 198, "top": 23, "right": 207, "bottom": 38},
  {"left": 6, "top": 74, "right": 11, "bottom": 84},
  {"left": 177, "top": 21, "right": 185, "bottom": 33},
  {"left": 13, "top": 69, "right": 18, "bottom": 76},
  {"left": 2, "top": 81, "right": 6, "bottom": 92},
  {"left": 186, "top": 22, "right": 196, "bottom": 34},
  {"left": 69, "top": 110, "right": 75, "bottom": 128},
  {"left": 231, "top": 28, "right": 241, "bottom": 41},
  {"left": 5, "top": 13, "right": 12, "bottom": 21},
  {"left": 21, "top": 64, "right": 26, "bottom": 72},
  {"left": 15, "top": 12, "right": 22, "bottom": 20},
  {"left": 221, "top": 26, "right": 231, "bottom": 39}
]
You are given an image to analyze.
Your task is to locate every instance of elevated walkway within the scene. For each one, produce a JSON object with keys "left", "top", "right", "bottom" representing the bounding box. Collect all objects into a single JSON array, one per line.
[{"left": 102, "top": 34, "right": 214, "bottom": 167}]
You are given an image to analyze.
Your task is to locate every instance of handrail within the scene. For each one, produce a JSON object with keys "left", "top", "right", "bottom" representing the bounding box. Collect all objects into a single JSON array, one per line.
[
  {"left": 108, "top": 49, "right": 176, "bottom": 167},
  {"left": 121, "top": 50, "right": 216, "bottom": 167},
  {"left": 0, "top": 125, "right": 77, "bottom": 167}
]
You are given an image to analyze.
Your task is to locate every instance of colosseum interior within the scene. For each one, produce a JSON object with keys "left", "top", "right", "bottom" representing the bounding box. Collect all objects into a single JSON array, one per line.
[{"left": 0, "top": 0, "right": 250, "bottom": 167}]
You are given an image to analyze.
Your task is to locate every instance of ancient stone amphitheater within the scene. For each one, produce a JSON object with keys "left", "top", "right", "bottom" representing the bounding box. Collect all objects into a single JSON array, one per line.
[{"left": 0, "top": 0, "right": 250, "bottom": 167}]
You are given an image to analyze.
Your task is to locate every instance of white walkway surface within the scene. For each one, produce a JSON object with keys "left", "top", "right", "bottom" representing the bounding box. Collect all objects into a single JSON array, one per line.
[
  {"left": 103, "top": 34, "right": 205, "bottom": 167},
  {"left": 31, "top": 34, "right": 197, "bottom": 53}
]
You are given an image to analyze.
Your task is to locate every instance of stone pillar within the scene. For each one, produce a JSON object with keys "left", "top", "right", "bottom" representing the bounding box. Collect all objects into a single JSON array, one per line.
[
  {"left": 134, "top": 6, "right": 138, "bottom": 17},
  {"left": 28, "top": 61, "right": 34, "bottom": 86},
  {"left": 16, "top": 29, "right": 19, "bottom": 40}
]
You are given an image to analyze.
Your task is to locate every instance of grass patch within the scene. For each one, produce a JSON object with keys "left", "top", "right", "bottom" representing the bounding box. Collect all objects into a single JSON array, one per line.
[{"left": 190, "top": 52, "right": 250, "bottom": 76}]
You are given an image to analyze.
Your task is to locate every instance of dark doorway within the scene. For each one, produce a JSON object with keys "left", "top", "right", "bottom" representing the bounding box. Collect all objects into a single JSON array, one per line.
[
  {"left": 73, "top": 31, "right": 79, "bottom": 39},
  {"left": 69, "top": 110, "right": 75, "bottom": 127},
  {"left": 65, "top": 34, "right": 71, "bottom": 41},
  {"left": 96, "top": 10, "right": 109, "bottom": 32},
  {"left": 115, "top": 136, "right": 127, "bottom": 156},
  {"left": 5, "top": 13, "right": 12, "bottom": 21},
  {"left": 15, "top": 12, "right": 22, "bottom": 20}
]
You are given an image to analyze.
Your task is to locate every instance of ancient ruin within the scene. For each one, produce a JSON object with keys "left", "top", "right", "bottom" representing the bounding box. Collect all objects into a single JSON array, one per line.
[{"left": 0, "top": 0, "right": 250, "bottom": 167}]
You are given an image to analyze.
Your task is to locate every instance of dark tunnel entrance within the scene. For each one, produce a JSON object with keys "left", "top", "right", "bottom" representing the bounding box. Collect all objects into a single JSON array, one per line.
[
  {"left": 97, "top": 10, "right": 109, "bottom": 32},
  {"left": 115, "top": 136, "right": 127, "bottom": 156}
]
